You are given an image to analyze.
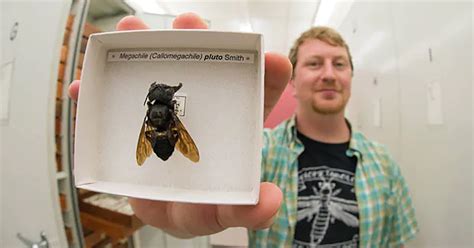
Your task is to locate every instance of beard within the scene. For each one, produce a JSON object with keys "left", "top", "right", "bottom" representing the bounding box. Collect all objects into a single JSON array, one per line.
[{"left": 311, "top": 95, "right": 348, "bottom": 115}]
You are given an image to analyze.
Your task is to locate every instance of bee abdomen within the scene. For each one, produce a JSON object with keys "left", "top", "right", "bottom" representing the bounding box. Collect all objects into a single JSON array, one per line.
[{"left": 152, "top": 136, "right": 175, "bottom": 161}]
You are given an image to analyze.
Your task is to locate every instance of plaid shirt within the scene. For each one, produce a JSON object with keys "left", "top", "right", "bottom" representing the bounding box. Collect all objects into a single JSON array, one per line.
[{"left": 248, "top": 117, "right": 418, "bottom": 247}]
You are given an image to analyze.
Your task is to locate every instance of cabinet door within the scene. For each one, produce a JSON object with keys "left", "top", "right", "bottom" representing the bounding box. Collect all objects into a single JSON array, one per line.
[{"left": 1, "top": 1, "right": 72, "bottom": 247}]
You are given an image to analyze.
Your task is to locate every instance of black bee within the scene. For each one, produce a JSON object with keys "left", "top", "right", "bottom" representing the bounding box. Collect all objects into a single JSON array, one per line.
[{"left": 136, "top": 82, "right": 199, "bottom": 165}]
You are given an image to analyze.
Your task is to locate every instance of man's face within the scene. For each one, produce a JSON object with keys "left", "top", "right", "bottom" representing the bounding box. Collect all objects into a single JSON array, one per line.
[{"left": 290, "top": 39, "right": 353, "bottom": 115}]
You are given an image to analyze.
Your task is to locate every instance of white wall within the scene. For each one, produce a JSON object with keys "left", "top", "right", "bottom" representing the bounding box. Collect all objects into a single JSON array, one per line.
[{"left": 340, "top": 2, "right": 472, "bottom": 247}]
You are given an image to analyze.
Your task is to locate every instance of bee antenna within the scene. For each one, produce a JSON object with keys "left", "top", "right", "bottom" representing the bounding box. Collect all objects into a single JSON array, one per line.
[{"left": 174, "top": 83, "right": 183, "bottom": 92}]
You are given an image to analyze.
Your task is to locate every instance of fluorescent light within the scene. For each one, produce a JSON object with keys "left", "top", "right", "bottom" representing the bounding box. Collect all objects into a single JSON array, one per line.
[
  {"left": 314, "top": 0, "right": 336, "bottom": 26},
  {"left": 313, "top": 0, "right": 354, "bottom": 27},
  {"left": 126, "top": 0, "right": 166, "bottom": 14}
]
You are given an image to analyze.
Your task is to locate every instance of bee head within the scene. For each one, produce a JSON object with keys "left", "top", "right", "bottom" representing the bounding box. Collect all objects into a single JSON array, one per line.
[{"left": 147, "top": 82, "right": 183, "bottom": 104}]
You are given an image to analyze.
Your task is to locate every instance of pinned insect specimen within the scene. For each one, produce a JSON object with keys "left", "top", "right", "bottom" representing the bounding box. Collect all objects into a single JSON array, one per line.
[{"left": 136, "top": 82, "right": 199, "bottom": 165}]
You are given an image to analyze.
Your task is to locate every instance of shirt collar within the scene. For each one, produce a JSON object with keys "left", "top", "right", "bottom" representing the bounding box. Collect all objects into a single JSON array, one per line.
[
  {"left": 346, "top": 119, "right": 364, "bottom": 161},
  {"left": 286, "top": 115, "right": 364, "bottom": 161}
]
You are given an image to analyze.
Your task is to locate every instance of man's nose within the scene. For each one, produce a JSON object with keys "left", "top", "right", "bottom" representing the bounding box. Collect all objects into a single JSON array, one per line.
[{"left": 321, "top": 63, "right": 336, "bottom": 82}]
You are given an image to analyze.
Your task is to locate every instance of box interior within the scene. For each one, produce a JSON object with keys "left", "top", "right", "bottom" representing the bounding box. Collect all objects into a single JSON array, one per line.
[{"left": 74, "top": 30, "right": 263, "bottom": 204}]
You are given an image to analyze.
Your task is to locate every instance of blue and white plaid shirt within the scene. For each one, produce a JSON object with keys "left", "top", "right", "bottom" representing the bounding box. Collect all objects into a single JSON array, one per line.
[{"left": 248, "top": 117, "right": 418, "bottom": 247}]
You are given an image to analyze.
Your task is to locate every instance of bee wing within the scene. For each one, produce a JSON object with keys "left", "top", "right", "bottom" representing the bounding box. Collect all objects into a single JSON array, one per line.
[
  {"left": 174, "top": 116, "right": 200, "bottom": 163},
  {"left": 328, "top": 202, "right": 359, "bottom": 227},
  {"left": 136, "top": 117, "right": 153, "bottom": 166}
]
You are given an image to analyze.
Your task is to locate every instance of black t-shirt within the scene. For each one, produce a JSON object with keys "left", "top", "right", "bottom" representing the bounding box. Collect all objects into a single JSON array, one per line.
[{"left": 293, "top": 131, "right": 359, "bottom": 248}]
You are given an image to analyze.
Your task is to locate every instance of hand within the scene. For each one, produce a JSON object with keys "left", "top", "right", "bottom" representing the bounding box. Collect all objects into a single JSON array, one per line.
[{"left": 69, "top": 13, "right": 291, "bottom": 238}]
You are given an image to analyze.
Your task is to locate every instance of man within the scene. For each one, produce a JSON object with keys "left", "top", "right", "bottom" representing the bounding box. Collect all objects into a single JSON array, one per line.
[
  {"left": 70, "top": 13, "right": 418, "bottom": 247},
  {"left": 249, "top": 27, "right": 418, "bottom": 247}
]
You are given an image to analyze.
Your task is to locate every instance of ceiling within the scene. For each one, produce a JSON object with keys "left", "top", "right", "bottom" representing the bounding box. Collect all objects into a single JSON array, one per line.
[
  {"left": 88, "top": 0, "right": 321, "bottom": 55},
  {"left": 157, "top": 0, "right": 320, "bottom": 54}
]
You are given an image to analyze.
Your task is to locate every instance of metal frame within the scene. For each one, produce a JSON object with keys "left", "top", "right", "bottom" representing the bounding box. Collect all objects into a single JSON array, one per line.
[{"left": 57, "top": 0, "right": 90, "bottom": 247}]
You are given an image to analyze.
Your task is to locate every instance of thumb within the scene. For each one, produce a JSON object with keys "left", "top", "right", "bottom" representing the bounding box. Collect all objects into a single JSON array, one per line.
[{"left": 217, "top": 182, "right": 283, "bottom": 230}]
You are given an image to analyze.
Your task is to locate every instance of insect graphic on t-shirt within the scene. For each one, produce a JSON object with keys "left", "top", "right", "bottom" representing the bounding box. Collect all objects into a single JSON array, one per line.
[{"left": 297, "top": 175, "right": 359, "bottom": 245}]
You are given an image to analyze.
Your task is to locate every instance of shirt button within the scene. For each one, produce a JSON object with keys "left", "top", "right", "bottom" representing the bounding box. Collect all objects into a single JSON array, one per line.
[{"left": 346, "top": 150, "right": 354, "bottom": 157}]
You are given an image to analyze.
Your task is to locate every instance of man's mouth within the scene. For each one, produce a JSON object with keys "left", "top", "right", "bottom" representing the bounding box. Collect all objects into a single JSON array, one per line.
[{"left": 317, "top": 89, "right": 339, "bottom": 93}]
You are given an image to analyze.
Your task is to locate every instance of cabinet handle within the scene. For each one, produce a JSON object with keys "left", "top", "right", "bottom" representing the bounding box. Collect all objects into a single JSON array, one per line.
[{"left": 16, "top": 231, "right": 49, "bottom": 248}]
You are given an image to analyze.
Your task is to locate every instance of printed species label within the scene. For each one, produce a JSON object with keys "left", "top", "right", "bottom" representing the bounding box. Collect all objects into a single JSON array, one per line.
[{"left": 107, "top": 51, "right": 255, "bottom": 64}]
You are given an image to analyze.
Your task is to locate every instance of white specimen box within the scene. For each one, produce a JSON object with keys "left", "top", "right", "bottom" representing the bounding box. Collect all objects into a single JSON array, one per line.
[{"left": 74, "top": 30, "right": 263, "bottom": 205}]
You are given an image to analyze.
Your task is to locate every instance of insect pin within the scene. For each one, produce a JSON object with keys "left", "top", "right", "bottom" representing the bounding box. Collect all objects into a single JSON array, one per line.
[{"left": 136, "top": 82, "right": 199, "bottom": 165}]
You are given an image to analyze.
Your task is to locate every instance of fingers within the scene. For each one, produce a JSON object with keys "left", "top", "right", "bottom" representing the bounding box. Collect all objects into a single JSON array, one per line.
[
  {"left": 128, "top": 198, "right": 168, "bottom": 228},
  {"left": 129, "top": 182, "right": 282, "bottom": 238},
  {"left": 129, "top": 198, "right": 224, "bottom": 238},
  {"left": 169, "top": 203, "right": 223, "bottom": 237},
  {"left": 128, "top": 198, "right": 197, "bottom": 238},
  {"left": 172, "top": 12, "right": 208, "bottom": 29},
  {"left": 68, "top": 80, "right": 80, "bottom": 102},
  {"left": 117, "top": 13, "right": 207, "bottom": 30},
  {"left": 217, "top": 182, "right": 283, "bottom": 230},
  {"left": 264, "top": 53, "right": 292, "bottom": 120},
  {"left": 116, "top": 15, "right": 149, "bottom": 31}
]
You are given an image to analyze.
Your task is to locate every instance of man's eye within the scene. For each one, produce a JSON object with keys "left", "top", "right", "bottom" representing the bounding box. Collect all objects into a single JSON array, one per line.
[
  {"left": 334, "top": 61, "right": 347, "bottom": 68},
  {"left": 307, "top": 61, "right": 321, "bottom": 67}
]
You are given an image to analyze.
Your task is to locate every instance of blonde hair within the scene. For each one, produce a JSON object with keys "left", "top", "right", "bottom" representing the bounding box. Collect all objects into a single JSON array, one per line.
[{"left": 289, "top": 26, "right": 353, "bottom": 76}]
